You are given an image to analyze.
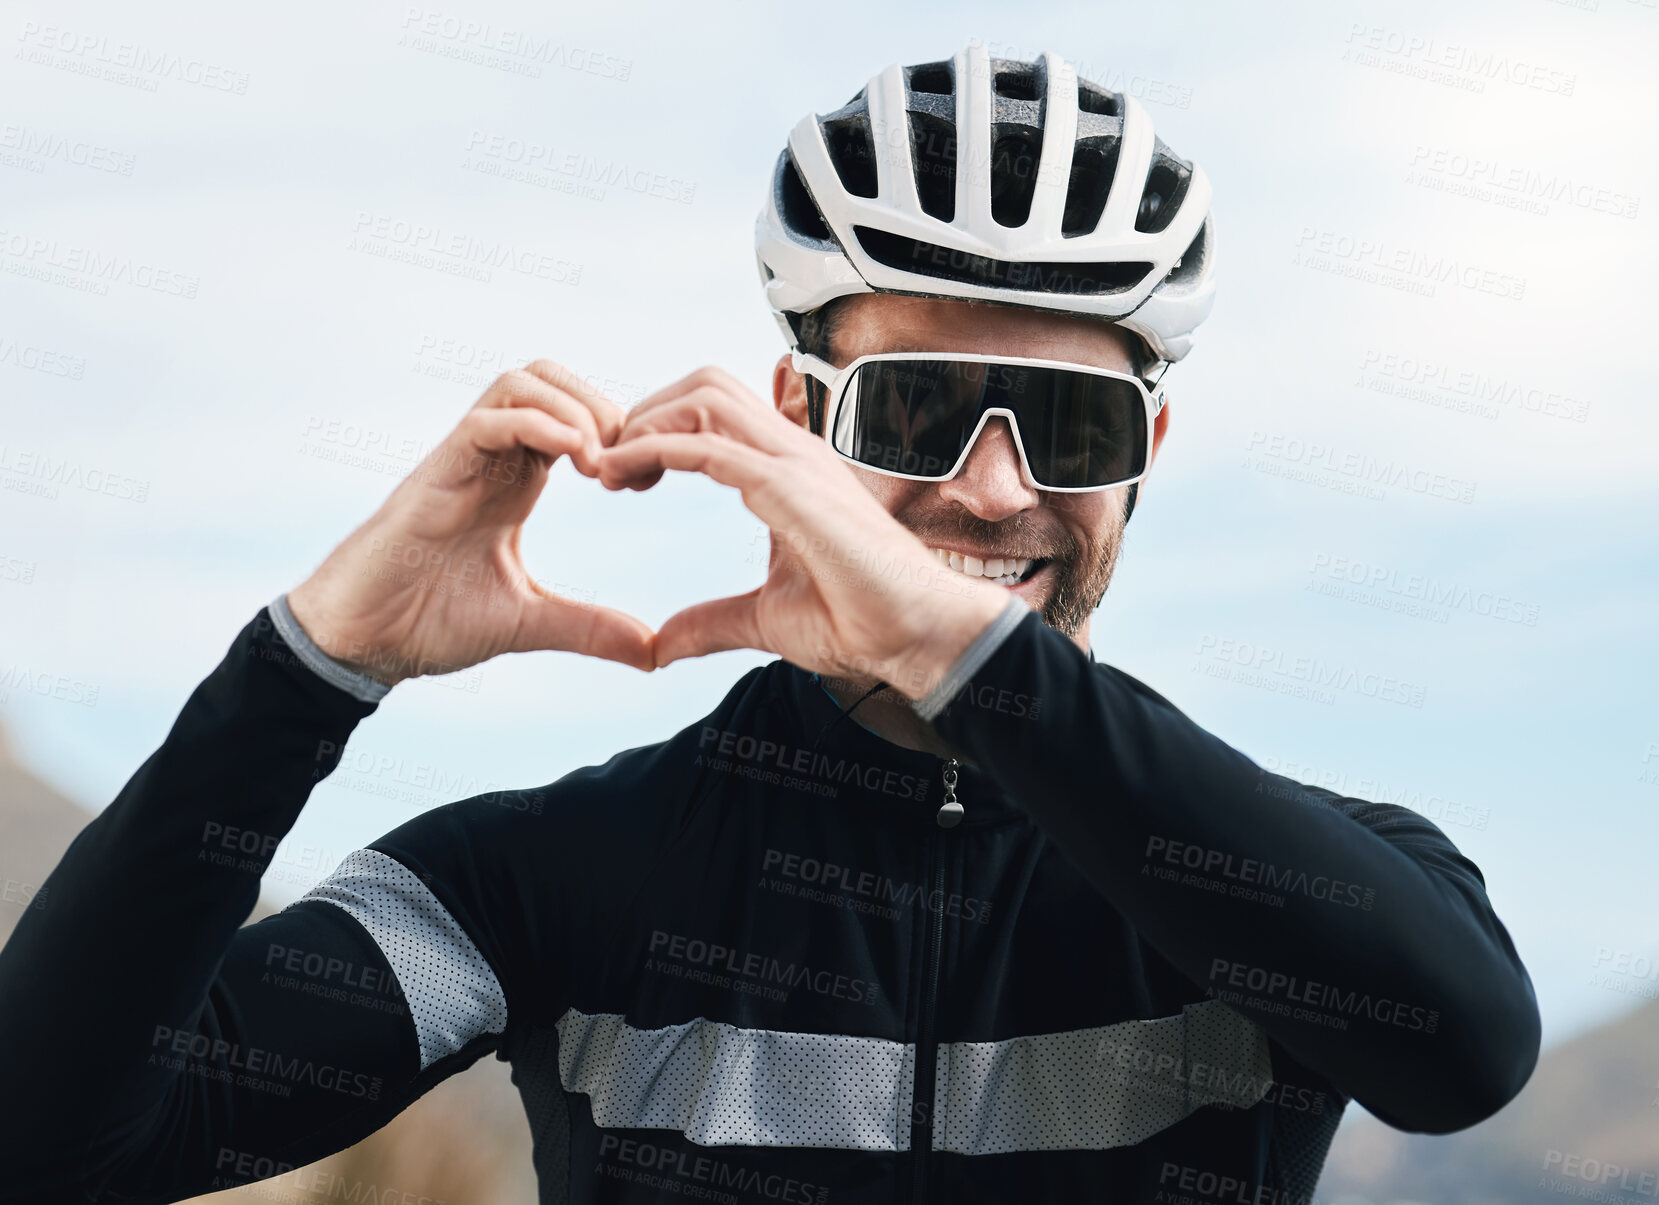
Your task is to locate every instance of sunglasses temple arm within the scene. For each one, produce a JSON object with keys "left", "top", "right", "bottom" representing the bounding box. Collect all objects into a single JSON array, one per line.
[
  {"left": 789, "top": 350, "right": 840, "bottom": 386},
  {"left": 789, "top": 351, "right": 843, "bottom": 440},
  {"left": 1144, "top": 360, "right": 1171, "bottom": 416}
]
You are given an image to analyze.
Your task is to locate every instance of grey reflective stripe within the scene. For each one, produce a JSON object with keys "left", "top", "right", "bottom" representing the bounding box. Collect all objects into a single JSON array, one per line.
[
  {"left": 558, "top": 1011, "right": 918, "bottom": 1151},
  {"left": 268, "top": 593, "right": 392, "bottom": 704},
  {"left": 934, "top": 1000, "right": 1274, "bottom": 1155},
  {"left": 556, "top": 1000, "right": 1270, "bottom": 1154},
  {"left": 297, "top": 849, "right": 508, "bottom": 1069},
  {"left": 911, "top": 594, "right": 1029, "bottom": 723}
]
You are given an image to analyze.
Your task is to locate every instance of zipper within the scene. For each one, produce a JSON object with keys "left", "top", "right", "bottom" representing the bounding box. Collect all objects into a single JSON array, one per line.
[
  {"left": 910, "top": 756, "right": 961, "bottom": 1204},
  {"left": 935, "top": 757, "right": 964, "bottom": 828}
]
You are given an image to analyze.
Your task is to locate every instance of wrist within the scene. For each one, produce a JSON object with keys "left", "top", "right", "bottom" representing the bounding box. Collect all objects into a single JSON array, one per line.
[
  {"left": 887, "top": 584, "right": 1016, "bottom": 703},
  {"left": 280, "top": 587, "right": 402, "bottom": 690}
]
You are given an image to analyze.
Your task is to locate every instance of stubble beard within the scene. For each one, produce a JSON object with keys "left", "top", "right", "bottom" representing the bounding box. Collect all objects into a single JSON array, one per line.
[{"left": 902, "top": 498, "right": 1127, "bottom": 640}]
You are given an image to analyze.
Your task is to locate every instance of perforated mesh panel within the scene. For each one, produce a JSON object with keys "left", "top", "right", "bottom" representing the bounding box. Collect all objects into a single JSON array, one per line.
[
  {"left": 299, "top": 848, "right": 508, "bottom": 1069},
  {"left": 1272, "top": 1093, "right": 1347, "bottom": 1198},
  {"left": 558, "top": 1010, "right": 917, "bottom": 1151},
  {"left": 554, "top": 1001, "right": 1271, "bottom": 1155},
  {"left": 934, "top": 1000, "right": 1274, "bottom": 1155}
]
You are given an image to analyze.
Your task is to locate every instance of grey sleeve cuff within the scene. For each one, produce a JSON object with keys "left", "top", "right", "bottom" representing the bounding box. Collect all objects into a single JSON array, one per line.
[
  {"left": 911, "top": 595, "right": 1030, "bottom": 723},
  {"left": 268, "top": 594, "right": 393, "bottom": 704}
]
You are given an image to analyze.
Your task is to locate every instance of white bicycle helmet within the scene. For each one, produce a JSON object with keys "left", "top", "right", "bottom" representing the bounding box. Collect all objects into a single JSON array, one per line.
[{"left": 755, "top": 43, "right": 1216, "bottom": 377}]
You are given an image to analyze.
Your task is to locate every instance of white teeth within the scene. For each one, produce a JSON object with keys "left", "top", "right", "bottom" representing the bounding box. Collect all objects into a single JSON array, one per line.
[{"left": 928, "top": 548, "right": 1035, "bottom": 584}]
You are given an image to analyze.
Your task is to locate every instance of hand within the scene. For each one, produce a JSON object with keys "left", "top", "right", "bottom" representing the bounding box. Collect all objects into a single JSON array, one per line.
[
  {"left": 598, "top": 367, "right": 1014, "bottom": 701},
  {"left": 286, "top": 362, "right": 656, "bottom": 683}
]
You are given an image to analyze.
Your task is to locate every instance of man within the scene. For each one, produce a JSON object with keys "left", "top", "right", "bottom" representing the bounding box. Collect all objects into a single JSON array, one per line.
[{"left": 0, "top": 45, "right": 1537, "bottom": 1204}]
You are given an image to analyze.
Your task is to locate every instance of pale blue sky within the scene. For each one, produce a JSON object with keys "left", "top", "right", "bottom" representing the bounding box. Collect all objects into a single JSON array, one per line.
[{"left": 2, "top": 0, "right": 1655, "bottom": 1092}]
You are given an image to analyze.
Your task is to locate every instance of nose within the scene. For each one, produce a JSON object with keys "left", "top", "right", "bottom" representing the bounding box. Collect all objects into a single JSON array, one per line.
[{"left": 935, "top": 416, "right": 1040, "bottom": 521}]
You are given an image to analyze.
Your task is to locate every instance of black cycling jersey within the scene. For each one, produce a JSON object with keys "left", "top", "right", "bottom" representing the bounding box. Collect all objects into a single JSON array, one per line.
[{"left": 0, "top": 603, "right": 1539, "bottom": 1204}]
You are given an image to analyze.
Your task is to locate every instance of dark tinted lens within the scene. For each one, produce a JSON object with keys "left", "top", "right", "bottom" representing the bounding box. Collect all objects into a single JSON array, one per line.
[
  {"left": 832, "top": 359, "right": 1145, "bottom": 488},
  {"left": 1002, "top": 364, "right": 1147, "bottom": 488},
  {"left": 832, "top": 359, "right": 989, "bottom": 478}
]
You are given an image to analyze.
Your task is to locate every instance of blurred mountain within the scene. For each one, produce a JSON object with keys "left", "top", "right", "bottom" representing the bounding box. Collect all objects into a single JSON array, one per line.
[
  {"left": 1304, "top": 1001, "right": 1659, "bottom": 1204},
  {"left": 187, "top": 1053, "right": 537, "bottom": 1205},
  {"left": 0, "top": 722, "right": 98, "bottom": 948}
]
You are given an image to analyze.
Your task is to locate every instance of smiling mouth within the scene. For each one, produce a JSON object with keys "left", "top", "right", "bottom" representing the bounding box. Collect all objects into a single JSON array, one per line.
[{"left": 927, "top": 547, "right": 1049, "bottom": 587}]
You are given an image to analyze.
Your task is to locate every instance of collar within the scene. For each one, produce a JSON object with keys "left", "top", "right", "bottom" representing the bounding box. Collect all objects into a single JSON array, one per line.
[{"left": 776, "top": 662, "right": 1026, "bottom": 829}]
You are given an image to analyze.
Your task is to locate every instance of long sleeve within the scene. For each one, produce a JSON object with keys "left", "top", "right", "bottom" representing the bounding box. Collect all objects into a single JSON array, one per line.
[
  {"left": 0, "top": 610, "right": 450, "bottom": 1204},
  {"left": 925, "top": 607, "right": 1541, "bottom": 1134}
]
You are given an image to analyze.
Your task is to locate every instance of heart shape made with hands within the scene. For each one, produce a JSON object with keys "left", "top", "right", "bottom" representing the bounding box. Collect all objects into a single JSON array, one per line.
[{"left": 291, "top": 360, "right": 1010, "bottom": 696}]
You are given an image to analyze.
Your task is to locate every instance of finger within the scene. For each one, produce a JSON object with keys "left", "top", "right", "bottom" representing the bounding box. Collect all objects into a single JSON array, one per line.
[
  {"left": 509, "top": 593, "right": 658, "bottom": 672},
  {"left": 614, "top": 466, "right": 665, "bottom": 493},
  {"left": 596, "top": 431, "right": 773, "bottom": 495},
  {"left": 624, "top": 365, "right": 772, "bottom": 434},
  {"left": 618, "top": 384, "right": 797, "bottom": 458},
  {"left": 462, "top": 406, "right": 591, "bottom": 476},
  {"left": 519, "top": 359, "right": 629, "bottom": 446},
  {"left": 479, "top": 369, "right": 607, "bottom": 464},
  {"left": 655, "top": 589, "right": 766, "bottom": 667}
]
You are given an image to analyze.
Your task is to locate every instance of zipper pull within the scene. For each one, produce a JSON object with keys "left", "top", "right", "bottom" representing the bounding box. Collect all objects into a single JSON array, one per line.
[{"left": 936, "top": 757, "right": 964, "bottom": 828}]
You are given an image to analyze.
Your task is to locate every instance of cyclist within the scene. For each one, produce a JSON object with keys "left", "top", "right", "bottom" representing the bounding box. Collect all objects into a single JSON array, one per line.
[{"left": 0, "top": 44, "right": 1538, "bottom": 1204}]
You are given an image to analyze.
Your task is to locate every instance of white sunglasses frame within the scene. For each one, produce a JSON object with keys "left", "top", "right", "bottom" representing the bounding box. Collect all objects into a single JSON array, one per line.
[{"left": 790, "top": 349, "right": 1167, "bottom": 494}]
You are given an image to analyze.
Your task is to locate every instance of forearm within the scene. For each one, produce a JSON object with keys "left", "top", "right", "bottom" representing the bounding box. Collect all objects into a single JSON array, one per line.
[{"left": 924, "top": 605, "right": 1540, "bottom": 1130}]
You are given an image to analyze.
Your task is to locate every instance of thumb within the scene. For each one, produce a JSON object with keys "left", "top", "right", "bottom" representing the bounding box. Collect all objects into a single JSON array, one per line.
[
  {"left": 655, "top": 588, "right": 766, "bottom": 668},
  {"left": 510, "top": 594, "right": 658, "bottom": 672}
]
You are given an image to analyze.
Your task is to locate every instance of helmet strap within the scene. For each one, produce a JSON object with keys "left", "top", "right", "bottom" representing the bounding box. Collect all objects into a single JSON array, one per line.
[
  {"left": 1123, "top": 481, "right": 1140, "bottom": 525},
  {"left": 805, "top": 375, "right": 827, "bottom": 438}
]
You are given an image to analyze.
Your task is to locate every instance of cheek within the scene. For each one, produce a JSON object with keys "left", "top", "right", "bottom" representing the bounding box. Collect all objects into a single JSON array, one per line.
[
  {"left": 852, "top": 466, "right": 921, "bottom": 515},
  {"left": 1042, "top": 491, "right": 1114, "bottom": 533},
  {"left": 1040, "top": 494, "right": 1123, "bottom": 561}
]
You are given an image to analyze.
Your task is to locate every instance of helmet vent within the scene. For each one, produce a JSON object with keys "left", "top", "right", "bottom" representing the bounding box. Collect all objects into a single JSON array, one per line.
[
  {"left": 1158, "top": 219, "right": 1209, "bottom": 293},
  {"left": 909, "top": 111, "right": 957, "bottom": 222},
  {"left": 994, "top": 69, "right": 1039, "bottom": 101},
  {"left": 985, "top": 59, "right": 1048, "bottom": 228},
  {"left": 989, "top": 127, "right": 1042, "bottom": 227},
  {"left": 907, "top": 61, "right": 953, "bottom": 95},
  {"left": 821, "top": 113, "right": 879, "bottom": 199},
  {"left": 778, "top": 151, "right": 834, "bottom": 243},
  {"left": 1061, "top": 137, "right": 1121, "bottom": 237},
  {"left": 1077, "top": 83, "right": 1121, "bottom": 117},
  {"left": 1135, "top": 140, "right": 1193, "bottom": 234},
  {"left": 854, "top": 226, "right": 1149, "bottom": 296}
]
